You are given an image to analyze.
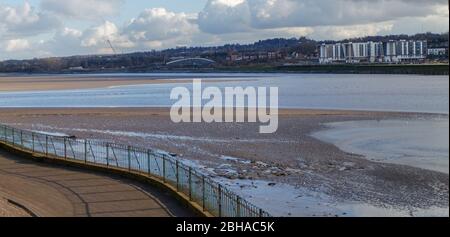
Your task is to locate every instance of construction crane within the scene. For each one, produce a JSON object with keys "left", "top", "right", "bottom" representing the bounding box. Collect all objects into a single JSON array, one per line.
[{"left": 106, "top": 39, "right": 117, "bottom": 55}]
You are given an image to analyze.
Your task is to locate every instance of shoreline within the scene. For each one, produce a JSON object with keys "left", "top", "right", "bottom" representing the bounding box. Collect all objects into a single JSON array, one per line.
[
  {"left": 1, "top": 64, "right": 448, "bottom": 76},
  {"left": 0, "top": 107, "right": 447, "bottom": 118},
  {"left": 1, "top": 70, "right": 448, "bottom": 92},
  {"left": 0, "top": 107, "right": 447, "bottom": 216}
]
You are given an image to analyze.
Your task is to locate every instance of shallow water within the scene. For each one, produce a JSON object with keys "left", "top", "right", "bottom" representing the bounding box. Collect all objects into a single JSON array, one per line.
[
  {"left": 0, "top": 73, "right": 448, "bottom": 114},
  {"left": 217, "top": 178, "right": 449, "bottom": 217},
  {"left": 313, "top": 118, "right": 449, "bottom": 174}
]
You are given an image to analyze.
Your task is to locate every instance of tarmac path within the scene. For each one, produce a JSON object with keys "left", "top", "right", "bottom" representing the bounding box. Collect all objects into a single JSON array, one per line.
[{"left": 0, "top": 149, "right": 195, "bottom": 217}]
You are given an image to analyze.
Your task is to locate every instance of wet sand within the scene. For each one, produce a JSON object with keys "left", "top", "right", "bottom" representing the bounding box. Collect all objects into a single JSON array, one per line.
[
  {"left": 0, "top": 107, "right": 448, "bottom": 216},
  {"left": 0, "top": 75, "right": 248, "bottom": 92}
]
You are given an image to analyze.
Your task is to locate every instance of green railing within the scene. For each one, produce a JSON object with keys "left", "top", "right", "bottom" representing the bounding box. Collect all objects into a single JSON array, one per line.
[{"left": 0, "top": 124, "right": 271, "bottom": 217}]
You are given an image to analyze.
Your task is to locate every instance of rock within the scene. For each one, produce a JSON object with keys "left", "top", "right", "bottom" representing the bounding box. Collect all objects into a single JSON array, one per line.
[
  {"left": 343, "top": 162, "right": 355, "bottom": 167},
  {"left": 256, "top": 161, "right": 269, "bottom": 167},
  {"left": 238, "top": 175, "right": 246, "bottom": 180},
  {"left": 273, "top": 171, "right": 287, "bottom": 176},
  {"left": 268, "top": 182, "right": 277, "bottom": 186}
]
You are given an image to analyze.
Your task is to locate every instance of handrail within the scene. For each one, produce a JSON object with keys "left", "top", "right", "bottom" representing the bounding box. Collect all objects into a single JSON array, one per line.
[{"left": 0, "top": 124, "right": 271, "bottom": 217}]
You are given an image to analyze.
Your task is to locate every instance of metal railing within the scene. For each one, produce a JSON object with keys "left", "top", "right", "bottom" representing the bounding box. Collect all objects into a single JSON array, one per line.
[{"left": 0, "top": 124, "right": 271, "bottom": 217}]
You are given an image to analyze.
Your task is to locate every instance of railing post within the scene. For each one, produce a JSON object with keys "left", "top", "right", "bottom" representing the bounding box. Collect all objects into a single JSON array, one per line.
[
  {"left": 45, "top": 135, "right": 48, "bottom": 156},
  {"left": 236, "top": 196, "right": 241, "bottom": 217},
  {"left": 176, "top": 160, "right": 179, "bottom": 191},
  {"left": 64, "top": 137, "right": 67, "bottom": 159},
  {"left": 20, "top": 131, "right": 23, "bottom": 146},
  {"left": 218, "top": 184, "right": 222, "bottom": 217},
  {"left": 12, "top": 128, "right": 15, "bottom": 145},
  {"left": 84, "top": 140, "right": 87, "bottom": 163},
  {"left": 162, "top": 157, "right": 166, "bottom": 183},
  {"left": 188, "top": 167, "right": 192, "bottom": 201},
  {"left": 147, "top": 150, "right": 151, "bottom": 174},
  {"left": 32, "top": 133, "right": 35, "bottom": 152},
  {"left": 106, "top": 143, "right": 109, "bottom": 167},
  {"left": 202, "top": 176, "right": 206, "bottom": 211},
  {"left": 128, "top": 146, "right": 131, "bottom": 171}
]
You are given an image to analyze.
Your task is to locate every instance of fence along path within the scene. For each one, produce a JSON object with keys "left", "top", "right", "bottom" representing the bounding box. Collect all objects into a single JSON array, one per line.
[{"left": 0, "top": 124, "right": 271, "bottom": 217}]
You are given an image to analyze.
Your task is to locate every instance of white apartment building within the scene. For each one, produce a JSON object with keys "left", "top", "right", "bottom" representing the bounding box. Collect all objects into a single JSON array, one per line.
[
  {"left": 320, "top": 40, "right": 427, "bottom": 64},
  {"left": 384, "top": 40, "right": 397, "bottom": 62},
  {"left": 428, "top": 48, "right": 448, "bottom": 56},
  {"left": 396, "top": 40, "right": 427, "bottom": 61},
  {"left": 369, "top": 41, "right": 384, "bottom": 63}
]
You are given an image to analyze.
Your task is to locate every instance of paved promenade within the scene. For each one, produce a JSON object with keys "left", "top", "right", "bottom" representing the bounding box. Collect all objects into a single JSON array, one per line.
[{"left": 0, "top": 149, "right": 195, "bottom": 217}]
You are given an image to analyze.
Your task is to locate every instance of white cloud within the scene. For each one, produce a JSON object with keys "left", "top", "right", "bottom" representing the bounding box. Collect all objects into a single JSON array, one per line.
[
  {"left": 41, "top": 0, "right": 124, "bottom": 20},
  {"left": 40, "top": 27, "right": 85, "bottom": 56},
  {"left": 310, "top": 22, "right": 395, "bottom": 40},
  {"left": 124, "top": 8, "right": 198, "bottom": 41},
  {"left": 198, "top": 0, "right": 448, "bottom": 33},
  {"left": 215, "top": 0, "right": 246, "bottom": 7},
  {"left": 4, "top": 39, "right": 30, "bottom": 52},
  {"left": 198, "top": 0, "right": 251, "bottom": 33},
  {"left": 81, "top": 21, "right": 119, "bottom": 47},
  {"left": 0, "top": 2, "right": 60, "bottom": 38}
]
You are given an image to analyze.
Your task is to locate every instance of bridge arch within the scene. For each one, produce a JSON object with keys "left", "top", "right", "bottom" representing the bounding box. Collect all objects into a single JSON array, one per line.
[{"left": 166, "top": 58, "right": 216, "bottom": 67}]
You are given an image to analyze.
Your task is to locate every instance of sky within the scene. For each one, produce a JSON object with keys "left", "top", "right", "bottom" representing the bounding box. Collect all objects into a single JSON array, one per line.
[{"left": 0, "top": 0, "right": 448, "bottom": 60}]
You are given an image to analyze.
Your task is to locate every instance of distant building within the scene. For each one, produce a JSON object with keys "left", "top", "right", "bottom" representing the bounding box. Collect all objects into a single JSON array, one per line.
[
  {"left": 320, "top": 40, "right": 427, "bottom": 64},
  {"left": 68, "top": 66, "right": 84, "bottom": 71},
  {"left": 369, "top": 41, "right": 384, "bottom": 63},
  {"left": 384, "top": 40, "right": 397, "bottom": 63},
  {"left": 428, "top": 48, "right": 448, "bottom": 56},
  {"left": 395, "top": 40, "right": 427, "bottom": 62}
]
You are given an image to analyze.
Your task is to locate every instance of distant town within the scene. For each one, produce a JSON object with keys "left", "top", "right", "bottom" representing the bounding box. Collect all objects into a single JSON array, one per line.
[{"left": 0, "top": 32, "right": 448, "bottom": 74}]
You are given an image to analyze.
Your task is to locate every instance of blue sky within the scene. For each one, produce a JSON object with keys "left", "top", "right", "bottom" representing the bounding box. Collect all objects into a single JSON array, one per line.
[{"left": 0, "top": 0, "right": 448, "bottom": 60}]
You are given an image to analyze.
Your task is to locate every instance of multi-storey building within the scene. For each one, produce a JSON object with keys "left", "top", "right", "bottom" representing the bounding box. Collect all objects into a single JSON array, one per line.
[
  {"left": 319, "top": 40, "right": 427, "bottom": 64},
  {"left": 384, "top": 40, "right": 397, "bottom": 62},
  {"left": 368, "top": 41, "right": 384, "bottom": 63},
  {"left": 396, "top": 40, "right": 427, "bottom": 61},
  {"left": 428, "top": 48, "right": 448, "bottom": 56}
]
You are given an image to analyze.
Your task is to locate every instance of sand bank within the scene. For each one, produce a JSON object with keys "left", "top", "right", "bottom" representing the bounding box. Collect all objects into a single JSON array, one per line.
[{"left": 0, "top": 75, "right": 248, "bottom": 92}]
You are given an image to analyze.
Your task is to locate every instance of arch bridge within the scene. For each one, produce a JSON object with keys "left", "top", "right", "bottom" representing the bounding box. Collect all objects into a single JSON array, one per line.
[{"left": 166, "top": 58, "right": 216, "bottom": 67}]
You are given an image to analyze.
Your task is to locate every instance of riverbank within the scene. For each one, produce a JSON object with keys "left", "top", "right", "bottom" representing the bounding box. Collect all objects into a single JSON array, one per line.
[
  {"left": 1, "top": 64, "right": 448, "bottom": 76},
  {"left": 0, "top": 108, "right": 447, "bottom": 216},
  {"left": 218, "top": 64, "right": 449, "bottom": 75}
]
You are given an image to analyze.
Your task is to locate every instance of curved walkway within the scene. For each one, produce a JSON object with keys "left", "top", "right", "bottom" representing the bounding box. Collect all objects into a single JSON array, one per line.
[{"left": 0, "top": 149, "right": 195, "bottom": 217}]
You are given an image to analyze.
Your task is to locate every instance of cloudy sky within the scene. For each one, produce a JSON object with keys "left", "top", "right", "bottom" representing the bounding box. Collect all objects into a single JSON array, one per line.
[{"left": 0, "top": 0, "right": 448, "bottom": 60}]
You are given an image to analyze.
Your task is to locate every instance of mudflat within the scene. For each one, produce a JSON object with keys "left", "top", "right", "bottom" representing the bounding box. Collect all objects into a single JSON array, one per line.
[{"left": 0, "top": 107, "right": 448, "bottom": 216}]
